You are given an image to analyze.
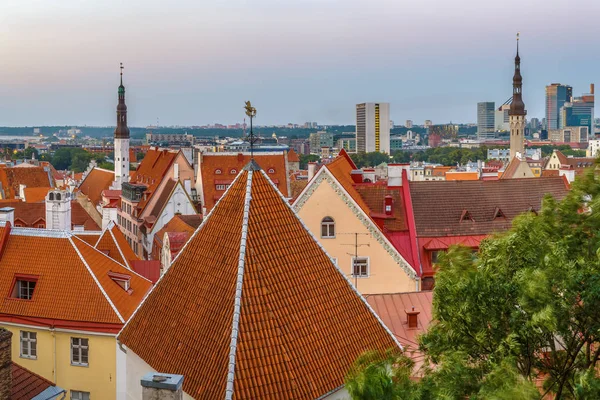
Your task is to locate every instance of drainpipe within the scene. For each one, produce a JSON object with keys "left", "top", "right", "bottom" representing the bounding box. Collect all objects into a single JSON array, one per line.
[{"left": 51, "top": 327, "right": 57, "bottom": 384}]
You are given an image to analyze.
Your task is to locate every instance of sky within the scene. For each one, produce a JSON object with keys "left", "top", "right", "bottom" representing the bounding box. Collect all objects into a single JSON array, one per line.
[{"left": 1, "top": 0, "right": 598, "bottom": 127}]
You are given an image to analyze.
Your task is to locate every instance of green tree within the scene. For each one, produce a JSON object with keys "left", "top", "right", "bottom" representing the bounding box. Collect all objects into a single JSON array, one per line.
[{"left": 299, "top": 154, "right": 319, "bottom": 169}]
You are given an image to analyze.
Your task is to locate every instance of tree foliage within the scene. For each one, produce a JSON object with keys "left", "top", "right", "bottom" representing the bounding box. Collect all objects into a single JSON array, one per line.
[{"left": 347, "top": 167, "right": 600, "bottom": 399}]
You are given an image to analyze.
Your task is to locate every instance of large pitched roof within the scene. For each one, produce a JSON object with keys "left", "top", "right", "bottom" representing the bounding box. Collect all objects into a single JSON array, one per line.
[
  {"left": 199, "top": 152, "right": 289, "bottom": 211},
  {"left": 0, "top": 227, "right": 152, "bottom": 329},
  {"left": 0, "top": 200, "right": 100, "bottom": 230},
  {"left": 409, "top": 177, "right": 570, "bottom": 237},
  {"left": 78, "top": 168, "right": 114, "bottom": 206},
  {"left": 23, "top": 187, "right": 51, "bottom": 203},
  {"left": 130, "top": 148, "right": 180, "bottom": 213},
  {"left": 0, "top": 166, "right": 53, "bottom": 199},
  {"left": 119, "top": 163, "right": 399, "bottom": 399}
]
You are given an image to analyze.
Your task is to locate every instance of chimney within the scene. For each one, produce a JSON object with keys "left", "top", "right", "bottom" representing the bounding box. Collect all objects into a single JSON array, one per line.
[
  {"left": 237, "top": 153, "right": 244, "bottom": 162},
  {"left": 591, "top": 83, "right": 595, "bottom": 95},
  {"left": 307, "top": 162, "right": 317, "bottom": 181},
  {"left": 141, "top": 373, "right": 184, "bottom": 400},
  {"left": 0, "top": 329, "right": 12, "bottom": 400},
  {"left": 0, "top": 207, "right": 14, "bottom": 226},
  {"left": 405, "top": 307, "right": 420, "bottom": 329},
  {"left": 350, "top": 170, "right": 363, "bottom": 184},
  {"left": 174, "top": 163, "right": 180, "bottom": 181},
  {"left": 19, "top": 184, "right": 26, "bottom": 200},
  {"left": 387, "top": 164, "right": 407, "bottom": 187},
  {"left": 384, "top": 195, "right": 393, "bottom": 216}
]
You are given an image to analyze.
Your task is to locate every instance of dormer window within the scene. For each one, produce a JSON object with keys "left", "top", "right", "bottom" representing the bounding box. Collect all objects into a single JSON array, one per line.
[
  {"left": 460, "top": 210, "right": 473, "bottom": 222},
  {"left": 108, "top": 271, "right": 131, "bottom": 292},
  {"left": 215, "top": 169, "right": 222, "bottom": 175},
  {"left": 268, "top": 168, "right": 275, "bottom": 174},
  {"left": 230, "top": 169, "right": 237, "bottom": 175},
  {"left": 11, "top": 276, "right": 38, "bottom": 300},
  {"left": 493, "top": 207, "right": 506, "bottom": 220}
]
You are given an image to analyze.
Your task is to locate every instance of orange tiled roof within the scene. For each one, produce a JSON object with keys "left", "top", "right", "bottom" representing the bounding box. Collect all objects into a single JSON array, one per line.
[
  {"left": 78, "top": 168, "right": 114, "bottom": 206},
  {"left": 151, "top": 214, "right": 202, "bottom": 260},
  {"left": 74, "top": 232, "right": 101, "bottom": 246},
  {"left": 130, "top": 148, "right": 179, "bottom": 213},
  {"left": 287, "top": 148, "right": 300, "bottom": 162},
  {"left": 119, "top": 162, "right": 399, "bottom": 399},
  {"left": 0, "top": 228, "right": 152, "bottom": 327},
  {"left": 200, "top": 152, "right": 289, "bottom": 212},
  {"left": 0, "top": 200, "right": 100, "bottom": 230},
  {"left": 12, "top": 361, "right": 59, "bottom": 400},
  {"left": 0, "top": 166, "right": 53, "bottom": 199},
  {"left": 94, "top": 222, "right": 140, "bottom": 269},
  {"left": 23, "top": 187, "right": 51, "bottom": 203}
]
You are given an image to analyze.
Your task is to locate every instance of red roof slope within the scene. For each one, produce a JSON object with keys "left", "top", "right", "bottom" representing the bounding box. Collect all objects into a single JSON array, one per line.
[
  {"left": 119, "top": 162, "right": 399, "bottom": 399},
  {"left": 78, "top": 168, "right": 114, "bottom": 206},
  {"left": 23, "top": 187, "right": 51, "bottom": 203},
  {"left": 409, "top": 177, "right": 569, "bottom": 237},
  {"left": 0, "top": 166, "right": 52, "bottom": 199},
  {"left": 0, "top": 229, "right": 151, "bottom": 329},
  {"left": 11, "top": 362, "right": 58, "bottom": 400},
  {"left": 95, "top": 223, "right": 140, "bottom": 268},
  {"left": 151, "top": 214, "right": 202, "bottom": 261},
  {"left": 200, "top": 152, "right": 289, "bottom": 211},
  {"left": 130, "top": 148, "right": 180, "bottom": 213}
]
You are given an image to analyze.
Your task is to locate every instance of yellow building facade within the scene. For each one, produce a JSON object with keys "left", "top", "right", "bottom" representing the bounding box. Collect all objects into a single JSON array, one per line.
[
  {"left": 2, "top": 322, "right": 118, "bottom": 399},
  {"left": 293, "top": 169, "right": 418, "bottom": 294}
]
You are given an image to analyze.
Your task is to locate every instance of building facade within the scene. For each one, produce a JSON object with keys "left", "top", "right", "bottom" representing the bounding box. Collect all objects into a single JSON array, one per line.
[
  {"left": 477, "top": 102, "right": 496, "bottom": 140},
  {"left": 356, "top": 103, "right": 390, "bottom": 153},
  {"left": 545, "top": 83, "right": 572, "bottom": 131}
]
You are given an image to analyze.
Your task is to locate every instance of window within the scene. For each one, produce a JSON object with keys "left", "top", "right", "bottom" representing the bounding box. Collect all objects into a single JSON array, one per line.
[
  {"left": 37, "top": 224, "right": 44, "bottom": 229},
  {"left": 215, "top": 169, "right": 222, "bottom": 174},
  {"left": 431, "top": 250, "right": 442, "bottom": 264},
  {"left": 12, "top": 278, "right": 37, "bottom": 300},
  {"left": 216, "top": 184, "right": 230, "bottom": 191},
  {"left": 321, "top": 217, "right": 335, "bottom": 238},
  {"left": 109, "top": 272, "right": 131, "bottom": 291},
  {"left": 70, "top": 391, "right": 90, "bottom": 400},
  {"left": 20, "top": 331, "right": 37, "bottom": 359},
  {"left": 352, "top": 257, "right": 369, "bottom": 278},
  {"left": 230, "top": 169, "right": 237, "bottom": 175},
  {"left": 267, "top": 168, "right": 275, "bottom": 174},
  {"left": 133, "top": 225, "right": 138, "bottom": 235},
  {"left": 71, "top": 337, "right": 89, "bottom": 366}
]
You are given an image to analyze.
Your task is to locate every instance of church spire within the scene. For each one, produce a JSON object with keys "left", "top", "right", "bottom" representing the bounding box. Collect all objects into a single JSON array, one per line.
[
  {"left": 115, "top": 63, "right": 130, "bottom": 139},
  {"left": 509, "top": 33, "right": 526, "bottom": 116}
]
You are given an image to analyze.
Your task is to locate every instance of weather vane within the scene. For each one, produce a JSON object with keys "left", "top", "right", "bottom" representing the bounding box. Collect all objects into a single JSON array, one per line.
[{"left": 244, "top": 101, "right": 257, "bottom": 158}]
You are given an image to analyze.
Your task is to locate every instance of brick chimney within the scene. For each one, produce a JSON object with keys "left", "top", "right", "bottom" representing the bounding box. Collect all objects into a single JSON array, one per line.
[
  {"left": 405, "top": 307, "right": 420, "bottom": 329},
  {"left": 0, "top": 329, "right": 12, "bottom": 400},
  {"left": 141, "top": 373, "right": 184, "bottom": 400},
  {"left": 350, "top": 169, "right": 363, "bottom": 184},
  {"left": 384, "top": 195, "right": 393, "bottom": 216}
]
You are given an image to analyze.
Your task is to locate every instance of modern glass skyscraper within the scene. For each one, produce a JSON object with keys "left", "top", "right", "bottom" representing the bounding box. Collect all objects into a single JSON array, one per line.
[
  {"left": 477, "top": 102, "right": 495, "bottom": 140},
  {"left": 545, "top": 83, "right": 572, "bottom": 130}
]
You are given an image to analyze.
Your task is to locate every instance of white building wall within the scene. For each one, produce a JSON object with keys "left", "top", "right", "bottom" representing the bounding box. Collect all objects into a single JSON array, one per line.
[
  {"left": 45, "top": 191, "right": 72, "bottom": 230},
  {"left": 114, "top": 138, "right": 130, "bottom": 190},
  {"left": 362, "top": 103, "right": 390, "bottom": 153}
]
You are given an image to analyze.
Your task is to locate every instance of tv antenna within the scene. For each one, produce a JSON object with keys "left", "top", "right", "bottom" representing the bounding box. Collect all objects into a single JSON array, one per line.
[{"left": 339, "top": 232, "right": 370, "bottom": 289}]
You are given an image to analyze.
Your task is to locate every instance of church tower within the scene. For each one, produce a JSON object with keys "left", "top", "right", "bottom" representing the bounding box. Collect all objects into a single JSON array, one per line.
[
  {"left": 113, "top": 63, "right": 130, "bottom": 189},
  {"left": 509, "top": 34, "right": 526, "bottom": 160}
]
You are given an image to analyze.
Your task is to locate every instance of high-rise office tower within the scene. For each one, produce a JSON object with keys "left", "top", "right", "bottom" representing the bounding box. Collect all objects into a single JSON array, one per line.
[
  {"left": 545, "top": 83, "right": 572, "bottom": 130},
  {"left": 509, "top": 35, "right": 526, "bottom": 160},
  {"left": 477, "top": 102, "right": 496, "bottom": 140},
  {"left": 355, "top": 103, "right": 390, "bottom": 153},
  {"left": 405, "top": 120, "right": 413, "bottom": 128}
]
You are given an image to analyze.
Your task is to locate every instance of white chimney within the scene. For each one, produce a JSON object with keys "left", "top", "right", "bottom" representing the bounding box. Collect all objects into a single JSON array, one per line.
[
  {"left": 387, "top": 164, "right": 408, "bottom": 187},
  {"left": 45, "top": 190, "right": 72, "bottom": 230},
  {"left": 19, "top": 184, "right": 26, "bottom": 200},
  {"left": 0, "top": 207, "right": 15, "bottom": 226},
  {"left": 308, "top": 162, "right": 317, "bottom": 181},
  {"left": 141, "top": 373, "right": 184, "bottom": 400}
]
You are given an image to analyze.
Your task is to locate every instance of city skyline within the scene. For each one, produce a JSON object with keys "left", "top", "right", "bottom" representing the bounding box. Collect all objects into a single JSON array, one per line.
[{"left": 1, "top": 0, "right": 598, "bottom": 127}]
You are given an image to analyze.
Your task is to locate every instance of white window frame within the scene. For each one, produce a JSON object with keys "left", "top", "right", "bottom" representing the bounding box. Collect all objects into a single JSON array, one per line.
[
  {"left": 20, "top": 331, "right": 37, "bottom": 359},
  {"left": 15, "top": 280, "right": 36, "bottom": 300},
  {"left": 351, "top": 256, "right": 370, "bottom": 278},
  {"left": 71, "top": 337, "right": 89, "bottom": 367},
  {"left": 70, "top": 390, "right": 90, "bottom": 400},
  {"left": 320, "top": 217, "right": 335, "bottom": 239},
  {"left": 215, "top": 184, "right": 228, "bottom": 191}
]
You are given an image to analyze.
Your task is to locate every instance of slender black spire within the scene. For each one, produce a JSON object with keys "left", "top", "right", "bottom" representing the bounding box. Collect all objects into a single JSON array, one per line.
[
  {"left": 115, "top": 63, "right": 130, "bottom": 139},
  {"left": 509, "top": 33, "right": 526, "bottom": 116}
]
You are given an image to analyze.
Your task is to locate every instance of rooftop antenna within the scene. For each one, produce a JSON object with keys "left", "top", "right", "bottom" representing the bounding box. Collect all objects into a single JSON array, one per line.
[
  {"left": 120, "top": 62, "right": 124, "bottom": 86},
  {"left": 244, "top": 101, "right": 257, "bottom": 159},
  {"left": 340, "top": 232, "right": 370, "bottom": 289}
]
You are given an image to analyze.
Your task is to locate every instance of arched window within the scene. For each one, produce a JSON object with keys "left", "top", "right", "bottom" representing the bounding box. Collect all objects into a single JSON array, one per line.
[
  {"left": 321, "top": 217, "right": 335, "bottom": 238},
  {"left": 49, "top": 192, "right": 54, "bottom": 201},
  {"left": 215, "top": 169, "right": 222, "bottom": 175},
  {"left": 267, "top": 168, "right": 275, "bottom": 174},
  {"left": 230, "top": 169, "right": 237, "bottom": 175}
]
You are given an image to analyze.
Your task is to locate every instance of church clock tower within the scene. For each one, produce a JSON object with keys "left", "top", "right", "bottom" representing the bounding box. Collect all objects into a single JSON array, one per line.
[
  {"left": 113, "top": 63, "right": 130, "bottom": 190},
  {"left": 509, "top": 34, "right": 526, "bottom": 160}
]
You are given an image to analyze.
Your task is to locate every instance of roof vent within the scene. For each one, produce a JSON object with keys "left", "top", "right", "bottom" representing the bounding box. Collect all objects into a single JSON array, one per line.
[
  {"left": 460, "top": 209, "right": 473, "bottom": 222},
  {"left": 405, "top": 307, "right": 420, "bottom": 329},
  {"left": 493, "top": 207, "right": 506, "bottom": 219}
]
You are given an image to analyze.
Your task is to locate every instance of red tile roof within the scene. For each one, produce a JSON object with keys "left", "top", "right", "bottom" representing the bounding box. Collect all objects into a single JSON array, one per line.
[
  {"left": 0, "top": 228, "right": 152, "bottom": 330},
  {"left": 408, "top": 177, "right": 569, "bottom": 237},
  {"left": 0, "top": 166, "right": 53, "bottom": 199},
  {"left": 23, "top": 187, "right": 51, "bottom": 203},
  {"left": 119, "top": 162, "right": 399, "bottom": 399},
  {"left": 78, "top": 168, "right": 114, "bottom": 206},
  {"left": 11, "top": 361, "right": 60, "bottom": 400},
  {"left": 130, "top": 260, "right": 161, "bottom": 284},
  {"left": 130, "top": 148, "right": 180, "bottom": 213},
  {"left": 551, "top": 150, "right": 595, "bottom": 176},
  {"left": 151, "top": 214, "right": 201, "bottom": 261},
  {"left": 199, "top": 152, "right": 290, "bottom": 212},
  {"left": 287, "top": 148, "right": 300, "bottom": 163},
  {"left": 95, "top": 223, "right": 140, "bottom": 268}
]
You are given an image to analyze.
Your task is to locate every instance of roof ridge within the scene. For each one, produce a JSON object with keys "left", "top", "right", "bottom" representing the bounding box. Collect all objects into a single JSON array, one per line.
[
  {"left": 94, "top": 224, "right": 111, "bottom": 247},
  {"left": 225, "top": 170, "right": 253, "bottom": 400},
  {"left": 108, "top": 226, "right": 131, "bottom": 269},
  {"left": 259, "top": 169, "right": 404, "bottom": 350},
  {"left": 68, "top": 236, "right": 125, "bottom": 324}
]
